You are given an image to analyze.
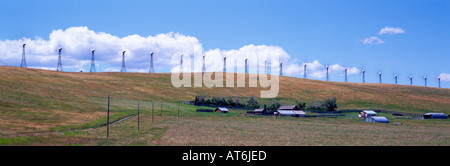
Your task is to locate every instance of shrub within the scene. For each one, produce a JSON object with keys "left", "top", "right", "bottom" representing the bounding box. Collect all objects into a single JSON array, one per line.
[
  {"left": 322, "top": 97, "right": 338, "bottom": 111},
  {"left": 296, "top": 99, "right": 306, "bottom": 109},
  {"left": 307, "top": 100, "right": 324, "bottom": 111}
]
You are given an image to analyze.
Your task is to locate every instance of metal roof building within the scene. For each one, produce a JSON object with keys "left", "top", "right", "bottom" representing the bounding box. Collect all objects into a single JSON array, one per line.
[
  {"left": 359, "top": 110, "right": 377, "bottom": 118},
  {"left": 275, "top": 105, "right": 305, "bottom": 117},
  {"left": 215, "top": 107, "right": 229, "bottom": 113},
  {"left": 364, "top": 116, "right": 389, "bottom": 123},
  {"left": 423, "top": 113, "right": 447, "bottom": 119}
]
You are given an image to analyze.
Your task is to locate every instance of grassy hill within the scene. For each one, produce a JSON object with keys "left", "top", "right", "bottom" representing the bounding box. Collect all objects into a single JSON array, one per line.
[{"left": 0, "top": 66, "right": 449, "bottom": 145}]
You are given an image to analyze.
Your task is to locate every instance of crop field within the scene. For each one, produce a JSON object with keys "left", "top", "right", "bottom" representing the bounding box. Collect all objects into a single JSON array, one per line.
[{"left": 0, "top": 66, "right": 449, "bottom": 146}]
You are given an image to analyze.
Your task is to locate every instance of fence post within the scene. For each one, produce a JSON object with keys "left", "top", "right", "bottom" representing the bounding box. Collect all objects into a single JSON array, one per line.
[
  {"left": 152, "top": 101, "right": 154, "bottom": 123},
  {"left": 137, "top": 103, "right": 140, "bottom": 131},
  {"left": 178, "top": 100, "right": 180, "bottom": 117},
  {"left": 107, "top": 95, "right": 110, "bottom": 138}
]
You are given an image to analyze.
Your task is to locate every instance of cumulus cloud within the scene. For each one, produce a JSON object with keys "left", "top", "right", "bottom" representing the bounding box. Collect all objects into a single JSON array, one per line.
[
  {"left": 362, "top": 36, "right": 384, "bottom": 44},
  {"left": 439, "top": 73, "right": 450, "bottom": 82},
  {"left": 378, "top": 27, "right": 405, "bottom": 35},
  {"left": 0, "top": 26, "right": 202, "bottom": 72},
  {"left": 0, "top": 26, "right": 360, "bottom": 80},
  {"left": 1, "top": 26, "right": 293, "bottom": 74}
]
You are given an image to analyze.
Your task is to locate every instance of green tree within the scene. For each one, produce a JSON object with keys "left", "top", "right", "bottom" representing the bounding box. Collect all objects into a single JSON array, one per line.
[
  {"left": 246, "top": 96, "right": 260, "bottom": 108},
  {"left": 322, "top": 97, "right": 338, "bottom": 111}
]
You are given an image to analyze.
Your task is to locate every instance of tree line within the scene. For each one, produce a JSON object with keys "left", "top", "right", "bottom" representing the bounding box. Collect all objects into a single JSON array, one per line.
[{"left": 194, "top": 95, "right": 338, "bottom": 112}]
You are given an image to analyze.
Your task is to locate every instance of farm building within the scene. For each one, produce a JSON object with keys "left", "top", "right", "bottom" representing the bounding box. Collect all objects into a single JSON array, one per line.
[
  {"left": 358, "top": 110, "right": 377, "bottom": 118},
  {"left": 247, "top": 108, "right": 267, "bottom": 115},
  {"left": 364, "top": 116, "right": 389, "bottom": 123},
  {"left": 423, "top": 113, "right": 447, "bottom": 119},
  {"left": 275, "top": 105, "right": 306, "bottom": 117},
  {"left": 215, "top": 107, "right": 229, "bottom": 113}
]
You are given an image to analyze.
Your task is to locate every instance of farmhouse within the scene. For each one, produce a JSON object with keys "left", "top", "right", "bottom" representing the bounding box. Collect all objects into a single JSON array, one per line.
[
  {"left": 275, "top": 105, "right": 306, "bottom": 117},
  {"left": 423, "top": 113, "right": 447, "bottom": 119},
  {"left": 358, "top": 110, "right": 377, "bottom": 118},
  {"left": 215, "top": 107, "right": 229, "bottom": 114},
  {"left": 364, "top": 116, "right": 389, "bottom": 123}
]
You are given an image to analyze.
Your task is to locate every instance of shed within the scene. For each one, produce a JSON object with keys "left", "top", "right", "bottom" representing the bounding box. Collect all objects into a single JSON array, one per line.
[
  {"left": 423, "top": 113, "right": 447, "bottom": 119},
  {"left": 364, "top": 116, "right": 389, "bottom": 123},
  {"left": 215, "top": 107, "right": 229, "bottom": 113},
  {"left": 359, "top": 110, "right": 377, "bottom": 118},
  {"left": 253, "top": 108, "right": 266, "bottom": 115}
]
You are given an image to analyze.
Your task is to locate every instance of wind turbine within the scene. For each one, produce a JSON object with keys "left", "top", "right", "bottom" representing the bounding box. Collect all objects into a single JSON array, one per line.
[
  {"left": 326, "top": 66, "right": 329, "bottom": 81},
  {"left": 180, "top": 54, "right": 183, "bottom": 73},
  {"left": 424, "top": 76, "right": 427, "bottom": 87},
  {"left": 438, "top": 76, "right": 441, "bottom": 88},
  {"left": 56, "top": 48, "right": 63, "bottom": 71},
  {"left": 409, "top": 75, "right": 413, "bottom": 86},
  {"left": 120, "top": 51, "right": 127, "bottom": 72},
  {"left": 279, "top": 62, "right": 283, "bottom": 76},
  {"left": 394, "top": 74, "right": 398, "bottom": 84},
  {"left": 223, "top": 56, "right": 226, "bottom": 73},
  {"left": 149, "top": 52, "right": 154, "bottom": 73},
  {"left": 303, "top": 63, "right": 307, "bottom": 79},
  {"left": 362, "top": 69, "right": 365, "bottom": 83},
  {"left": 378, "top": 72, "right": 382, "bottom": 84},
  {"left": 90, "top": 49, "right": 96, "bottom": 72},
  {"left": 20, "top": 44, "right": 27, "bottom": 68},
  {"left": 202, "top": 54, "right": 206, "bottom": 74}
]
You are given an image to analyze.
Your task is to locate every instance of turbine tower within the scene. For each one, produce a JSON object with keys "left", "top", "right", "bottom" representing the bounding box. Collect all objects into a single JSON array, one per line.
[
  {"left": 280, "top": 62, "right": 283, "bottom": 76},
  {"left": 149, "top": 52, "right": 154, "bottom": 73},
  {"left": 264, "top": 60, "right": 267, "bottom": 74},
  {"left": 56, "top": 48, "right": 63, "bottom": 71},
  {"left": 409, "top": 76, "right": 413, "bottom": 86},
  {"left": 20, "top": 44, "right": 27, "bottom": 68},
  {"left": 90, "top": 49, "right": 96, "bottom": 72},
  {"left": 223, "top": 57, "right": 226, "bottom": 73},
  {"left": 121, "top": 51, "right": 126, "bottom": 72},
  {"left": 362, "top": 70, "right": 366, "bottom": 83},
  {"left": 378, "top": 72, "right": 382, "bottom": 84},
  {"left": 438, "top": 77, "right": 441, "bottom": 88},
  {"left": 245, "top": 59, "right": 248, "bottom": 74},
  {"left": 202, "top": 55, "right": 206, "bottom": 74},
  {"left": 394, "top": 75, "right": 398, "bottom": 84},
  {"left": 424, "top": 76, "right": 427, "bottom": 87},
  {"left": 326, "top": 66, "right": 329, "bottom": 81},
  {"left": 344, "top": 68, "right": 348, "bottom": 82},
  {"left": 303, "top": 64, "right": 307, "bottom": 79}
]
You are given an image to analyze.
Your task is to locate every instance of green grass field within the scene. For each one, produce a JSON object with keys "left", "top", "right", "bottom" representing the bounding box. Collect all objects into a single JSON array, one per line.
[{"left": 0, "top": 66, "right": 449, "bottom": 145}]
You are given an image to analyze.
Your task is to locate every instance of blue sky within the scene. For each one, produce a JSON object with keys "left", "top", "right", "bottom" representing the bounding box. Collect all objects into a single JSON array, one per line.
[{"left": 0, "top": 0, "right": 449, "bottom": 88}]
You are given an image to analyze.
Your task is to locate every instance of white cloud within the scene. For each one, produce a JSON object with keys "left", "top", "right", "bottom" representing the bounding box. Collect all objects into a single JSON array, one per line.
[
  {"left": 0, "top": 26, "right": 361, "bottom": 80},
  {"left": 0, "top": 26, "right": 294, "bottom": 74},
  {"left": 0, "top": 26, "right": 202, "bottom": 72},
  {"left": 438, "top": 73, "right": 450, "bottom": 82},
  {"left": 362, "top": 36, "right": 384, "bottom": 45},
  {"left": 378, "top": 27, "right": 405, "bottom": 35}
]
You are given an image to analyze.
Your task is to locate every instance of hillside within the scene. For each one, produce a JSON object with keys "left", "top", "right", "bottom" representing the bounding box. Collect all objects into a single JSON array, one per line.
[{"left": 1, "top": 66, "right": 449, "bottom": 132}]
